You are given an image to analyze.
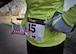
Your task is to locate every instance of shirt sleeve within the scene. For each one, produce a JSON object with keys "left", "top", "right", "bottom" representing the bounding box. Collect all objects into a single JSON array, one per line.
[{"left": 62, "top": 5, "right": 76, "bottom": 27}]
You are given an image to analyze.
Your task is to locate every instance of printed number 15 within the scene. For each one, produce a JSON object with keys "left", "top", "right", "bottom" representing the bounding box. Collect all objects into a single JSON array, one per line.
[{"left": 29, "top": 23, "right": 36, "bottom": 33}]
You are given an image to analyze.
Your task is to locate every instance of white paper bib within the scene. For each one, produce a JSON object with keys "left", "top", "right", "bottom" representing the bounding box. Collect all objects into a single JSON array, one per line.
[{"left": 27, "top": 18, "right": 45, "bottom": 42}]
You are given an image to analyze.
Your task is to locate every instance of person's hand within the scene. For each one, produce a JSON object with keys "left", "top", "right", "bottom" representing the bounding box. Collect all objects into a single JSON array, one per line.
[{"left": 44, "top": 12, "right": 74, "bottom": 33}]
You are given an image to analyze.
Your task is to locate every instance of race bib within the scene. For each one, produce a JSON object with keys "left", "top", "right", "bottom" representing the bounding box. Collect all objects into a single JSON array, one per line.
[{"left": 27, "top": 18, "right": 45, "bottom": 42}]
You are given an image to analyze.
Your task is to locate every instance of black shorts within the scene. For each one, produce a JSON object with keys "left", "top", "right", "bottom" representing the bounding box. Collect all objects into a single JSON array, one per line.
[{"left": 27, "top": 41, "right": 64, "bottom": 54}]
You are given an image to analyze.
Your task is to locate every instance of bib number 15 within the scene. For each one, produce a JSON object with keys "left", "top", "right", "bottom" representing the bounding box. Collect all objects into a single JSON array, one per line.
[{"left": 29, "top": 23, "right": 36, "bottom": 33}]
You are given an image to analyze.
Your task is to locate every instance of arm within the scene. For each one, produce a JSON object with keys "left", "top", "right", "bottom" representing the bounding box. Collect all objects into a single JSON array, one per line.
[
  {"left": 62, "top": 5, "right": 76, "bottom": 27},
  {"left": 62, "top": 5, "right": 76, "bottom": 32}
]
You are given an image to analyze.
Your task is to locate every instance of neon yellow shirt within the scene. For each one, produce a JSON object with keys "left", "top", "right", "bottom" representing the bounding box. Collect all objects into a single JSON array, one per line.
[{"left": 22, "top": 0, "right": 76, "bottom": 47}]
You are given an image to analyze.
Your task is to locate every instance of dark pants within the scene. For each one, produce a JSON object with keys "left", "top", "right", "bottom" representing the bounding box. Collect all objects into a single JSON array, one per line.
[{"left": 27, "top": 41, "right": 64, "bottom": 54}]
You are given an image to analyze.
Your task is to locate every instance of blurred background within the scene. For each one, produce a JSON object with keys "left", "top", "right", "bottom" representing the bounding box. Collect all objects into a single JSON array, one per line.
[
  {"left": 0, "top": 0, "right": 27, "bottom": 54},
  {"left": 0, "top": 0, "right": 27, "bottom": 24}
]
